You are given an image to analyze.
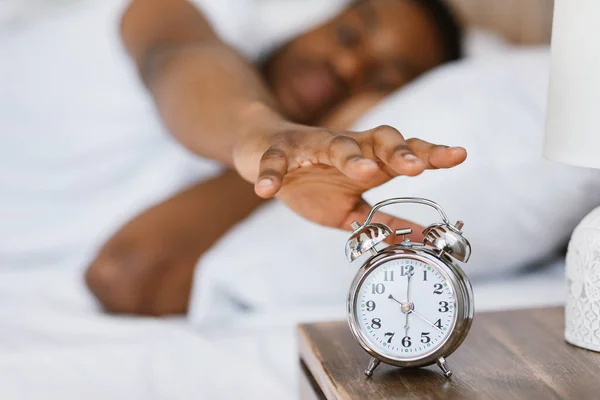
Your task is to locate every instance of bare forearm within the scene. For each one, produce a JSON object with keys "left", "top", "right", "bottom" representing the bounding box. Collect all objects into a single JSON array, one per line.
[
  {"left": 147, "top": 45, "right": 282, "bottom": 165},
  {"left": 121, "top": 0, "right": 283, "bottom": 166},
  {"left": 86, "top": 170, "right": 266, "bottom": 315}
]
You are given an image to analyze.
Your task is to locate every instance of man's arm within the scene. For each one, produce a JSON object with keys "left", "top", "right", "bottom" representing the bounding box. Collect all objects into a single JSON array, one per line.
[
  {"left": 86, "top": 170, "right": 265, "bottom": 315},
  {"left": 121, "top": 0, "right": 281, "bottom": 166},
  {"left": 121, "top": 0, "right": 467, "bottom": 231}
]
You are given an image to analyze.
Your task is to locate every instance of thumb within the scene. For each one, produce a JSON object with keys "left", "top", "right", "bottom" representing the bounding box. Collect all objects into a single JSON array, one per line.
[{"left": 343, "top": 200, "right": 424, "bottom": 244}]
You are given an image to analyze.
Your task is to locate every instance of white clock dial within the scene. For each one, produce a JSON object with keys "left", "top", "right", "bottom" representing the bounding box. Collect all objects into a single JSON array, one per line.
[{"left": 353, "top": 257, "right": 457, "bottom": 361}]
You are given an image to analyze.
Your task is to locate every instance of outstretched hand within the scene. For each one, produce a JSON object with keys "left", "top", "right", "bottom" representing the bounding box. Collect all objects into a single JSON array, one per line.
[{"left": 234, "top": 121, "right": 466, "bottom": 235}]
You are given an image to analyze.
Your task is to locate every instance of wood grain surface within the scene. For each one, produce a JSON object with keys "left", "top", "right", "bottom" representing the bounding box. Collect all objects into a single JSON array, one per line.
[{"left": 298, "top": 307, "right": 600, "bottom": 400}]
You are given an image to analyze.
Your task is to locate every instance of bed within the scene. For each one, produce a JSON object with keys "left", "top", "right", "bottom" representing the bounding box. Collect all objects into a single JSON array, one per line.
[{"left": 0, "top": 0, "right": 580, "bottom": 399}]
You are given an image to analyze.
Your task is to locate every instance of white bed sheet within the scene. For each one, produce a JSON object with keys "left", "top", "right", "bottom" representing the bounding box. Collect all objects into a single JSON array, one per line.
[
  {"left": 0, "top": 269, "right": 290, "bottom": 400},
  {"left": 0, "top": 260, "right": 564, "bottom": 399}
]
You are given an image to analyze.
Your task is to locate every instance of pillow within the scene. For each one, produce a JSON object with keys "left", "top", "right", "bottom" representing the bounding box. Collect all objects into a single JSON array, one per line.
[
  {"left": 355, "top": 47, "right": 600, "bottom": 278},
  {"left": 189, "top": 47, "right": 600, "bottom": 323}
]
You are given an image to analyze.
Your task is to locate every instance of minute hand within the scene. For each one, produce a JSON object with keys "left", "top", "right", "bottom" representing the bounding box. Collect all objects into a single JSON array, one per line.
[
  {"left": 404, "top": 272, "right": 413, "bottom": 335},
  {"left": 410, "top": 309, "right": 443, "bottom": 333}
]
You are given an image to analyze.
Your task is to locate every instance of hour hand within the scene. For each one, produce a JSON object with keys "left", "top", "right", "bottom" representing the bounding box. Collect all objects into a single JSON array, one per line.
[{"left": 388, "top": 294, "right": 402, "bottom": 305}]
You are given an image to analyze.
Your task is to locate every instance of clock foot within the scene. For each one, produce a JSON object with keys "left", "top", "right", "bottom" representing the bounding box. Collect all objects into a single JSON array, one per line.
[
  {"left": 437, "top": 356, "right": 452, "bottom": 378},
  {"left": 364, "top": 357, "right": 381, "bottom": 377}
]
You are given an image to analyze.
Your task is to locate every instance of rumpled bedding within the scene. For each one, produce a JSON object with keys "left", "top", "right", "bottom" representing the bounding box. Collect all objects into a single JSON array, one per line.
[{"left": 0, "top": 261, "right": 564, "bottom": 399}]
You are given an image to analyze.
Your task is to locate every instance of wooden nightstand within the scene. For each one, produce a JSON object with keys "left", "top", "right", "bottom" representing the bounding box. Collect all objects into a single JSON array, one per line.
[{"left": 298, "top": 307, "right": 600, "bottom": 399}]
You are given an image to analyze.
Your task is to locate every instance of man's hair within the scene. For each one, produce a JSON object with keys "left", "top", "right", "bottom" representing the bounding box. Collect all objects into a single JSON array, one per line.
[{"left": 412, "top": 0, "right": 463, "bottom": 61}]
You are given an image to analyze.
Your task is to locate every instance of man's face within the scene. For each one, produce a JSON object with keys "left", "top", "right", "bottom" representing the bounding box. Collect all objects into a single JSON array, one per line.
[{"left": 264, "top": 0, "right": 446, "bottom": 124}]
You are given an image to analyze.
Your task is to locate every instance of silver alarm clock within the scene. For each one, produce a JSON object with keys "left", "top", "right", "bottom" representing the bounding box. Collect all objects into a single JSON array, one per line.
[{"left": 345, "top": 197, "right": 474, "bottom": 378}]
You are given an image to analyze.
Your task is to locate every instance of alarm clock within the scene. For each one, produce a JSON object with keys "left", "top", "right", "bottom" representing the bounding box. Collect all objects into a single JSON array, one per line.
[{"left": 345, "top": 197, "right": 474, "bottom": 378}]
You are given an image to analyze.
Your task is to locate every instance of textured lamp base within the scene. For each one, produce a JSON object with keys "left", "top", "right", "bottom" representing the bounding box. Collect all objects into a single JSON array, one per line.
[{"left": 565, "top": 205, "right": 600, "bottom": 352}]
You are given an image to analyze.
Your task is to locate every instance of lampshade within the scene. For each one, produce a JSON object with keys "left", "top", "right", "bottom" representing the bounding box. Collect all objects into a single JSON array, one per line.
[{"left": 544, "top": 0, "right": 600, "bottom": 169}]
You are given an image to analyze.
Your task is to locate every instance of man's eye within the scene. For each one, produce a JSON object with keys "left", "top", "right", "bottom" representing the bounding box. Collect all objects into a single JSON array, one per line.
[{"left": 334, "top": 24, "right": 360, "bottom": 49}]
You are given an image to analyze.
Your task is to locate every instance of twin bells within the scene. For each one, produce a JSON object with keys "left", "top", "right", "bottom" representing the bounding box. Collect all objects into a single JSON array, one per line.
[{"left": 344, "top": 197, "right": 471, "bottom": 263}]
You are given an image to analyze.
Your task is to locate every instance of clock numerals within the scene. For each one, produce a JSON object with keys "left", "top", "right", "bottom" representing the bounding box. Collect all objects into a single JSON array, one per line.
[
  {"left": 401, "top": 336, "right": 412, "bottom": 347},
  {"left": 438, "top": 301, "right": 450, "bottom": 313},
  {"left": 371, "top": 318, "right": 382, "bottom": 329},
  {"left": 366, "top": 300, "right": 376, "bottom": 311},
  {"left": 401, "top": 265, "right": 414, "bottom": 276},
  {"left": 384, "top": 270, "right": 394, "bottom": 281},
  {"left": 384, "top": 332, "right": 395, "bottom": 344},
  {"left": 357, "top": 259, "right": 461, "bottom": 359},
  {"left": 371, "top": 283, "right": 385, "bottom": 294}
]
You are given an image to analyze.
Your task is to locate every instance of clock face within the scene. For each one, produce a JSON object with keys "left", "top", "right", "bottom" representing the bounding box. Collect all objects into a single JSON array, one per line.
[{"left": 352, "top": 257, "right": 457, "bottom": 361}]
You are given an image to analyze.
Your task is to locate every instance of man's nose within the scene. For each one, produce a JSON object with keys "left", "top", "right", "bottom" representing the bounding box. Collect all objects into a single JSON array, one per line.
[{"left": 331, "top": 51, "right": 365, "bottom": 86}]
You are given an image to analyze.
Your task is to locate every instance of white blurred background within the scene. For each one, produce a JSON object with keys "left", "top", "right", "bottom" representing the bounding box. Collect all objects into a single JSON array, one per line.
[{"left": 1, "top": 1, "right": 599, "bottom": 399}]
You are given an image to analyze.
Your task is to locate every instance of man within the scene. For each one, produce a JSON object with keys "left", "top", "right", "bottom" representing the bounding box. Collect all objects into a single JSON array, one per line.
[{"left": 85, "top": 0, "right": 467, "bottom": 315}]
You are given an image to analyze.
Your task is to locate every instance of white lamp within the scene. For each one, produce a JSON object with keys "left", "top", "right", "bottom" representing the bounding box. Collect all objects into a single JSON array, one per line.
[{"left": 545, "top": 0, "right": 600, "bottom": 351}]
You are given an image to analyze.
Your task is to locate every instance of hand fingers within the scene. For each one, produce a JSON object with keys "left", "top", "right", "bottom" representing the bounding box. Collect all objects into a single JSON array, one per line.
[
  {"left": 328, "top": 136, "right": 380, "bottom": 181},
  {"left": 255, "top": 147, "right": 288, "bottom": 198},
  {"left": 406, "top": 138, "right": 467, "bottom": 169},
  {"left": 342, "top": 200, "right": 424, "bottom": 243},
  {"left": 369, "top": 125, "right": 427, "bottom": 176}
]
